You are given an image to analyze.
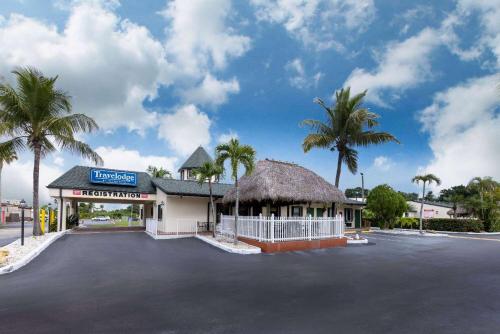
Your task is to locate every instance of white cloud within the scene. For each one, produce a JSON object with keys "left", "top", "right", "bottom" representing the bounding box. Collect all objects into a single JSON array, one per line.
[
  {"left": 217, "top": 130, "right": 239, "bottom": 143},
  {"left": 160, "top": 0, "right": 250, "bottom": 106},
  {"left": 344, "top": 0, "right": 500, "bottom": 106},
  {"left": 2, "top": 158, "right": 64, "bottom": 205},
  {"left": 285, "top": 58, "right": 323, "bottom": 89},
  {"left": 180, "top": 74, "right": 239, "bottom": 108},
  {"left": 373, "top": 156, "right": 392, "bottom": 171},
  {"left": 94, "top": 146, "right": 178, "bottom": 174},
  {"left": 344, "top": 28, "right": 441, "bottom": 106},
  {"left": 0, "top": 2, "right": 171, "bottom": 133},
  {"left": 450, "top": 0, "right": 500, "bottom": 67},
  {"left": 251, "top": 0, "right": 375, "bottom": 52},
  {"left": 158, "top": 104, "right": 211, "bottom": 156},
  {"left": 419, "top": 74, "right": 500, "bottom": 188}
]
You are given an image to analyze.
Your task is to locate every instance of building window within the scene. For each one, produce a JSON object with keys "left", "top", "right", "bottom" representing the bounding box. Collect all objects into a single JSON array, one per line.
[
  {"left": 307, "top": 207, "right": 314, "bottom": 217},
  {"left": 345, "top": 208, "right": 353, "bottom": 221},
  {"left": 291, "top": 206, "right": 302, "bottom": 217},
  {"left": 316, "top": 208, "right": 325, "bottom": 217},
  {"left": 158, "top": 206, "right": 163, "bottom": 220}
]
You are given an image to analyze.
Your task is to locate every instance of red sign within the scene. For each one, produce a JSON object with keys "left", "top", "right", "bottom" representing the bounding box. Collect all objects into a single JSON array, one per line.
[
  {"left": 73, "top": 190, "right": 81, "bottom": 195},
  {"left": 141, "top": 194, "right": 148, "bottom": 199}
]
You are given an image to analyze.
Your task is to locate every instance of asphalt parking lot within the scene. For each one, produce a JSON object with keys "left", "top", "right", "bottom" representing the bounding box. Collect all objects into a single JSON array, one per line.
[{"left": 0, "top": 231, "right": 499, "bottom": 333}]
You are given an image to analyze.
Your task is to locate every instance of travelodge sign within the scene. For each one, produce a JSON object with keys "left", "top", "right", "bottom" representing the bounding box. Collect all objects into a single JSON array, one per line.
[{"left": 89, "top": 168, "right": 137, "bottom": 187}]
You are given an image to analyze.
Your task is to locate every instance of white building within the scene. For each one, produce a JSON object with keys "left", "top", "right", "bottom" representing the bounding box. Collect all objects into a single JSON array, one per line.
[
  {"left": 47, "top": 147, "right": 365, "bottom": 234},
  {"left": 405, "top": 200, "right": 454, "bottom": 219}
]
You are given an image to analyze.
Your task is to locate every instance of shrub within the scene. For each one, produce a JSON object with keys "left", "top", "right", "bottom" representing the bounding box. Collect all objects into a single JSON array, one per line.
[
  {"left": 488, "top": 219, "right": 500, "bottom": 232},
  {"left": 66, "top": 214, "right": 79, "bottom": 229},
  {"left": 366, "top": 184, "right": 407, "bottom": 229},
  {"left": 397, "top": 217, "right": 419, "bottom": 229},
  {"left": 424, "top": 218, "right": 484, "bottom": 232}
]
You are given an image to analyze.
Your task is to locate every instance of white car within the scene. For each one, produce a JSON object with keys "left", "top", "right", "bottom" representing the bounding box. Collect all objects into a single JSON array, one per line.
[{"left": 92, "top": 216, "right": 110, "bottom": 221}]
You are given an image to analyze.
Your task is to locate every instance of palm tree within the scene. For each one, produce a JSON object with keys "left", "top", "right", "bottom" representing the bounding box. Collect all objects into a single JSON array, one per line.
[
  {"left": 0, "top": 67, "right": 103, "bottom": 235},
  {"left": 301, "top": 87, "right": 399, "bottom": 187},
  {"left": 0, "top": 143, "right": 17, "bottom": 223},
  {"left": 193, "top": 161, "right": 224, "bottom": 237},
  {"left": 412, "top": 174, "right": 441, "bottom": 233},
  {"left": 216, "top": 138, "right": 255, "bottom": 244},
  {"left": 468, "top": 177, "right": 497, "bottom": 219},
  {"left": 147, "top": 165, "right": 173, "bottom": 179}
]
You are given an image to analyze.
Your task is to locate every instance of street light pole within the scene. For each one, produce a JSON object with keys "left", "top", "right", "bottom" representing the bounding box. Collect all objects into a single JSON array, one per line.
[
  {"left": 20, "top": 199, "right": 26, "bottom": 246},
  {"left": 360, "top": 173, "right": 365, "bottom": 229}
]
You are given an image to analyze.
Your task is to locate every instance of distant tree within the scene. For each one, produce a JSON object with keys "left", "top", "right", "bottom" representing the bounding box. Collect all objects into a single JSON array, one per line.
[
  {"left": 345, "top": 187, "right": 369, "bottom": 198},
  {"left": 467, "top": 177, "right": 499, "bottom": 230},
  {"left": 216, "top": 138, "right": 256, "bottom": 244},
  {"left": 301, "top": 87, "right": 399, "bottom": 187},
  {"left": 147, "top": 165, "right": 173, "bottom": 179},
  {"left": 424, "top": 191, "right": 436, "bottom": 201},
  {"left": 398, "top": 191, "right": 419, "bottom": 201},
  {"left": 412, "top": 174, "right": 441, "bottom": 233},
  {"left": 438, "top": 185, "right": 470, "bottom": 201},
  {"left": 366, "top": 184, "right": 407, "bottom": 229},
  {"left": 193, "top": 161, "right": 224, "bottom": 237}
]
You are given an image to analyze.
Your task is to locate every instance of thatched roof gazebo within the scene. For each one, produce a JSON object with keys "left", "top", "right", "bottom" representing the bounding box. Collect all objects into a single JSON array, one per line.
[{"left": 223, "top": 159, "right": 346, "bottom": 205}]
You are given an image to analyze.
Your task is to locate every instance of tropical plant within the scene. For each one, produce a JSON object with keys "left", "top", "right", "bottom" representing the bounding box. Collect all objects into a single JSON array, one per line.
[
  {"left": 215, "top": 138, "right": 255, "bottom": 244},
  {"left": 466, "top": 177, "right": 499, "bottom": 231},
  {"left": 366, "top": 184, "right": 407, "bottom": 229},
  {"left": 301, "top": 87, "right": 399, "bottom": 187},
  {"left": 0, "top": 143, "right": 17, "bottom": 208},
  {"left": 147, "top": 165, "right": 173, "bottom": 179},
  {"left": 412, "top": 174, "right": 441, "bottom": 233},
  {"left": 193, "top": 161, "right": 224, "bottom": 237},
  {"left": 0, "top": 67, "right": 103, "bottom": 235}
]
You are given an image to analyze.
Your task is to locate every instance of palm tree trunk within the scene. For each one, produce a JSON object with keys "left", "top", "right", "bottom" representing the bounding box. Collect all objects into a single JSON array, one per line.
[
  {"left": 334, "top": 151, "right": 343, "bottom": 188},
  {"left": 208, "top": 181, "right": 216, "bottom": 238},
  {"left": 33, "top": 143, "right": 42, "bottom": 236},
  {"left": 419, "top": 182, "right": 426, "bottom": 234},
  {"left": 234, "top": 176, "right": 239, "bottom": 245}
]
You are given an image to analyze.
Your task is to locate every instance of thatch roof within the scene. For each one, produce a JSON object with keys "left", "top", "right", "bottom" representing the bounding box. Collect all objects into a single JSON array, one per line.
[{"left": 223, "top": 159, "right": 346, "bottom": 204}]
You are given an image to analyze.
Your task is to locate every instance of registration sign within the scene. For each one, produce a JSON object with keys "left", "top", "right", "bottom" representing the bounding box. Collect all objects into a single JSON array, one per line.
[{"left": 89, "top": 168, "right": 137, "bottom": 187}]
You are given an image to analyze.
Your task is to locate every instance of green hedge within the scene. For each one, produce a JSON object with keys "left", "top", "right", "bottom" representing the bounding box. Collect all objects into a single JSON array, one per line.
[{"left": 423, "top": 218, "right": 484, "bottom": 232}]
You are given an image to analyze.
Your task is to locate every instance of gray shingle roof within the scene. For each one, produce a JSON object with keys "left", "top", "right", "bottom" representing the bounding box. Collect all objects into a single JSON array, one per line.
[
  {"left": 152, "top": 178, "right": 233, "bottom": 197},
  {"left": 47, "top": 166, "right": 156, "bottom": 194},
  {"left": 178, "top": 146, "right": 213, "bottom": 171}
]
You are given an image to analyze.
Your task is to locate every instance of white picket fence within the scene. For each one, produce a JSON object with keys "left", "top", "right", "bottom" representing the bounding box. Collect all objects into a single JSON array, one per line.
[
  {"left": 146, "top": 218, "right": 158, "bottom": 236},
  {"left": 219, "top": 214, "right": 345, "bottom": 242}
]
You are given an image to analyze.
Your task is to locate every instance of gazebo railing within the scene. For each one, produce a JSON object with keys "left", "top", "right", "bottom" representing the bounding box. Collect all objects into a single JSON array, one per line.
[{"left": 219, "top": 214, "right": 344, "bottom": 242}]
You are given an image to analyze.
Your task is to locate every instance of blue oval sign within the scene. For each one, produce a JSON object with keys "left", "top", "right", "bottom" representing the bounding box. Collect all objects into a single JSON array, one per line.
[{"left": 90, "top": 168, "right": 137, "bottom": 187}]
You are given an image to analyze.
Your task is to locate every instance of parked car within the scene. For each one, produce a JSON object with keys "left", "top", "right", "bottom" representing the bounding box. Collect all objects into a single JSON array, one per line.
[{"left": 92, "top": 216, "right": 110, "bottom": 221}]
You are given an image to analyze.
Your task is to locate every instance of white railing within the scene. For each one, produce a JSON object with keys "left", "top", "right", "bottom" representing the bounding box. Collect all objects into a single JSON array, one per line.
[
  {"left": 146, "top": 218, "right": 158, "bottom": 236},
  {"left": 219, "top": 214, "right": 345, "bottom": 242}
]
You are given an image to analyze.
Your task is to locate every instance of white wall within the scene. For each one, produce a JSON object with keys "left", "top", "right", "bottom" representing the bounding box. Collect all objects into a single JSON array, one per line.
[
  {"left": 406, "top": 201, "right": 452, "bottom": 219},
  {"left": 155, "top": 190, "right": 221, "bottom": 233}
]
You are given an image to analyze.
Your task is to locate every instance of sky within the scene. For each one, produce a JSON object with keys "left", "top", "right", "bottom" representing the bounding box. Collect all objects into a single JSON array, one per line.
[{"left": 0, "top": 0, "right": 499, "bottom": 205}]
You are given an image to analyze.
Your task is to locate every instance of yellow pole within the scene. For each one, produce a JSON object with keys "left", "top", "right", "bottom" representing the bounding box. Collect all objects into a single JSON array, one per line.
[{"left": 40, "top": 209, "right": 46, "bottom": 233}]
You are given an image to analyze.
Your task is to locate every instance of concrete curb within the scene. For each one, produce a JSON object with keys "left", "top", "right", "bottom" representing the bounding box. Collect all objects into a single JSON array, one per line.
[
  {"left": 195, "top": 235, "right": 261, "bottom": 254},
  {"left": 347, "top": 238, "right": 368, "bottom": 244},
  {"left": 0, "top": 230, "right": 68, "bottom": 275},
  {"left": 372, "top": 230, "right": 449, "bottom": 237}
]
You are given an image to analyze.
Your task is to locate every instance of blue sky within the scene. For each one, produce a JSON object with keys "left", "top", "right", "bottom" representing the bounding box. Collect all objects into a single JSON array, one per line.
[{"left": 0, "top": 0, "right": 499, "bottom": 204}]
